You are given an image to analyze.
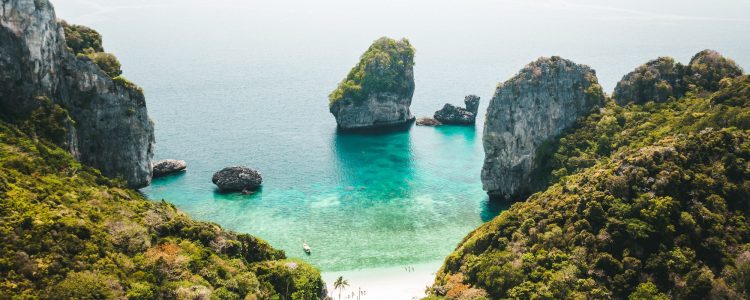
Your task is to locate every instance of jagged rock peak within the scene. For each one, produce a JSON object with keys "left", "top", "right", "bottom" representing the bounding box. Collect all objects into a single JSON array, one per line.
[
  {"left": 481, "top": 56, "right": 604, "bottom": 201},
  {"left": 0, "top": 0, "right": 155, "bottom": 188},
  {"left": 433, "top": 95, "right": 481, "bottom": 125},
  {"left": 328, "top": 37, "right": 416, "bottom": 130}
]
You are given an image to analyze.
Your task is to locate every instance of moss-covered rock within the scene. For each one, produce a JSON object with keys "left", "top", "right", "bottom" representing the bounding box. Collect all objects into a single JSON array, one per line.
[
  {"left": 613, "top": 49, "right": 742, "bottom": 105},
  {"left": 685, "top": 49, "right": 744, "bottom": 91},
  {"left": 612, "top": 57, "right": 686, "bottom": 105},
  {"left": 329, "top": 37, "right": 416, "bottom": 130}
]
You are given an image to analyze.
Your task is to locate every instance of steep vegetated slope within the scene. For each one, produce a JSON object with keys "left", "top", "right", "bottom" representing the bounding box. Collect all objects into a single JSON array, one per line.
[
  {"left": 0, "top": 0, "right": 154, "bottom": 188},
  {"left": 431, "top": 57, "right": 750, "bottom": 299},
  {"left": 0, "top": 120, "right": 325, "bottom": 299}
]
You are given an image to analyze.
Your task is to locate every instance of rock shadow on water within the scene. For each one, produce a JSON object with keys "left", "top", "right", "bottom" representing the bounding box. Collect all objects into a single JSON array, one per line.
[
  {"left": 333, "top": 129, "right": 416, "bottom": 201},
  {"left": 335, "top": 119, "right": 415, "bottom": 135},
  {"left": 433, "top": 124, "right": 478, "bottom": 141},
  {"left": 212, "top": 186, "right": 264, "bottom": 200},
  {"left": 480, "top": 196, "right": 509, "bottom": 222}
]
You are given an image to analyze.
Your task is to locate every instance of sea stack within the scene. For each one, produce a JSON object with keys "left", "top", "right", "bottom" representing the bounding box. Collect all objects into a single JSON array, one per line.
[
  {"left": 481, "top": 56, "right": 605, "bottom": 201},
  {"left": 0, "top": 0, "right": 154, "bottom": 188},
  {"left": 328, "top": 37, "right": 416, "bottom": 130},
  {"left": 433, "top": 95, "right": 480, "bottom": 125}
]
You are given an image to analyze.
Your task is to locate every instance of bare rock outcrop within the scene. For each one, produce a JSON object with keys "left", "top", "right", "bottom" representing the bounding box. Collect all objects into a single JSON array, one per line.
[
  {"left": 434, "top": 95, "right": 481, "bottom": 125},
  {"left": 481, "top": 56, "right": 605, "bottom": 201},
  {"left": 212, "top": 166, "right": 263, "bottom": 193}
]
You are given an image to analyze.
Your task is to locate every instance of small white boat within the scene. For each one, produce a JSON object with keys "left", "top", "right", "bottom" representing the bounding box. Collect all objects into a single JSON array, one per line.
[{"left": 303, "top": 242, "right": 312, "bottom": 254}]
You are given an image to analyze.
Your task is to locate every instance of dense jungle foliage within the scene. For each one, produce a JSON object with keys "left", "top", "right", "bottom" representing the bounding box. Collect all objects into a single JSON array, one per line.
[
  {"left": 61, "top": 21, "right": 123, "bottom": 78},
  {"left": 430, "top": 71, "right": 750, "bottom": 299},
  {"left": 328, "top": 37, "right": 415, "bottom": 107},
  {"left": 0, "top": 117, "right": 325, "bottom": 298}
]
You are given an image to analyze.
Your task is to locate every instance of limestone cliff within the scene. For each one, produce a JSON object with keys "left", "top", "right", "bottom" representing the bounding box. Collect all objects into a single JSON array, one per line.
[
  {"left": 328, "top": 37, "right": 415, "bottom": 130},
  {"left": 0, "top": 0, "right": 154, "bottom": 188},
  {"left": 481, "top": 56, "right": 604, "bottom": 200}
]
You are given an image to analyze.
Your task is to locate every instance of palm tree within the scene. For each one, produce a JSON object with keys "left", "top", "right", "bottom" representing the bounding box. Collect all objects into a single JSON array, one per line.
[{"left": 333, "top": 276, "right": 349, "bottom": 300}]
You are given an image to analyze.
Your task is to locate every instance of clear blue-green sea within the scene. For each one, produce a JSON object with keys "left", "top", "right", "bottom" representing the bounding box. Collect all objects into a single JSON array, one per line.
[{"left": 55, "top": 0, "right": 750, "bottom": 272}]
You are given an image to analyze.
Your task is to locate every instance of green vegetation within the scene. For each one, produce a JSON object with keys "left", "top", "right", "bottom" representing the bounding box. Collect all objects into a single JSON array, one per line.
[
  {"left": 113, "top": 76, "right": 145, "bottom": 97},
  {"left": 86, "top": 52, "right": 123, "bottom": 78},
  {"left": 613, "top": 50, "right": 743, "bottom": 105},
  {"left": 62, "top": 21, "right": 124, "bottom": 79},
  {"left": 431, "top": 75, "right": 750, "bottom": 299},
  {"left": 328, "top": 37, "right": 415, "bottom": 107},
  {"left": 61, "top": 21, "right": 103, "bottom": 55},
  {"left": 0, "top": 117, "right": 324, "bottom": 298}
]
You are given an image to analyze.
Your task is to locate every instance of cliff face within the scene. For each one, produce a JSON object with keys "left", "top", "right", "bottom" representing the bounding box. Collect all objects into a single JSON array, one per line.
[
  {"left": 0, "top": 0, "right": 154, "bottom": 188},
  {"left": 481, "top": 56, "right": 604, "bottom": 200},
  {"left": 329, "top": 37, "right": 416, "bottom": 130}
]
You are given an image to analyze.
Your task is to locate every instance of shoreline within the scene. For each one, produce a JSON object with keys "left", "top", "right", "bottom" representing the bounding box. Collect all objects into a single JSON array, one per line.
[{"left": 321, "top": 261, "right": 441, "bottom": 300}]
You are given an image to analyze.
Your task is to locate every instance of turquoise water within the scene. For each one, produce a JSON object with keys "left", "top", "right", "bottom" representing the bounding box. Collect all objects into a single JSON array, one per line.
[
  {"left": 54, "top": 0, "right": 750, "bottom": 272},
  {"left": 144, "top": 125, "right": 502, "bottom": 270}
]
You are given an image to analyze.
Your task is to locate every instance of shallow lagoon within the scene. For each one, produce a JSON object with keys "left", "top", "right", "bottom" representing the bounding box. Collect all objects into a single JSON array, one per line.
[{"left": 54, "top": 0, "right": 750, "bottom": 276}]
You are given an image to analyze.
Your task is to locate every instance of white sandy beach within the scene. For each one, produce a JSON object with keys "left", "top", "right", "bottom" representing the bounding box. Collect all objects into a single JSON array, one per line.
[{"left": 321, "top": 261, "right": 442, "bottom": 300}]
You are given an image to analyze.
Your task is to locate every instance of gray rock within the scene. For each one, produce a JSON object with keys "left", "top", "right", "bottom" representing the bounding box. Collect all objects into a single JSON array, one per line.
[
  {"left": 481, "top": 56, "right": 604, "bottom": 201},
  {"left": 416, "top": 117, "right": 442, "bottom": 126},
  {"left": 433, "top": 95, "right": 480, "bottom": 125},
  {"left": 152, "top": 159, "right": 187, "bottom": 177},
  {"left": 464, "top": 95, "right": 480, "bottom": 116},
  {"left": 0, "top": 0, "right": 154, "bottom": 188},
  {"left": 330, "top": 92, "right": 415, "bottom": 130},
  {"left": 212, "top": 166, "right": 263, "bottom": 192}
]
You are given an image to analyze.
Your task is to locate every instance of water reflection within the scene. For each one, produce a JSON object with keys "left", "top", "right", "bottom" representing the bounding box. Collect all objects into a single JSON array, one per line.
[
  {"left": 333, "top": 129, "right": 416, "bottom": 200},
  {"left": 433, "top": 125, "right": 478, "bottom": 141}
]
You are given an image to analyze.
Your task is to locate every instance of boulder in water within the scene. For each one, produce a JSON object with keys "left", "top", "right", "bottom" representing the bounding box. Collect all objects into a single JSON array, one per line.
[
  {"left": 416, "top": 117, "right": 442, "bottom": 126},
  {"left": 212, "top": 166, "right": 263, "bottom": 192},
  {"left": 433, "top": 95, "right": 480, "bottom": 125},
  {"left": 152, "top": 159, "right": 187, "bottom": 177}
]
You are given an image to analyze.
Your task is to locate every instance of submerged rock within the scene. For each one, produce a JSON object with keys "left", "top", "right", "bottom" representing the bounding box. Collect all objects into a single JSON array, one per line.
[
  {"left": 328, "top": 37, "right": 416, "bottom": 130},
  {"left": 212, "top": 166, "right": 263, "bottom": 192},
  {"left": 434, "top": 95, "right": 481, "bottom": 125},
  {"left": 0, "top": 0, "right": 154, "bottom": 188},
  {"left": 481, "top": 56, "right": 605, "bottom": 201},
  {"left": 416, "top": 117, "right": 442, "bottom": 126},
  {"left": 152, "top": 159, "right": 187, "bottom": 177}
]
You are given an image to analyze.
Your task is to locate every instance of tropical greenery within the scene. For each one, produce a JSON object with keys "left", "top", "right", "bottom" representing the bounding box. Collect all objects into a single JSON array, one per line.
[
  {"left": 328, "top": 37, "right": 415, "bottom": 107},
  {"left": 0, "top": 115, "right": 325, "bottom": 298},
  {"left": 60, "top": 21, "right": 103, "bottom": 55},
  {"left": 613, "top": 49, "right": 743, "bottom": 105},
  {"left": 333, "top": 276, "right": 349, "bottom": 300},
  {"left": 430, "top": 70, "right": 750, "bottom": 299},
  {"left": 61, "top": 21, "right": 123, "bottom": 79}
]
